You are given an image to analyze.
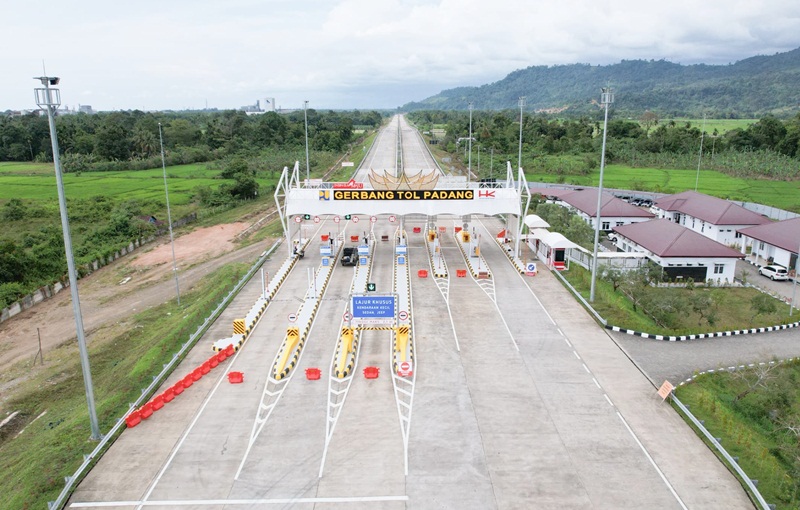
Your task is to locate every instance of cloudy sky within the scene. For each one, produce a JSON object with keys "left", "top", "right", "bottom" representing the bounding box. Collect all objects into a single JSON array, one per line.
[{"left": 3, "top": 0, "right": 799, "bottom": 112}]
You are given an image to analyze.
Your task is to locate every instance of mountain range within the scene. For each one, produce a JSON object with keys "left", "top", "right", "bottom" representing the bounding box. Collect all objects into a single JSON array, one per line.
[{"left": 402, "top": 47, "right": 800, "bottom": 117}]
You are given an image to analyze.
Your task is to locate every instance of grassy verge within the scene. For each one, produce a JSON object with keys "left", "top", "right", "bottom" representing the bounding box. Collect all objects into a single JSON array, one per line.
[
  {"left": 0, "top": 262, "right": 248, "bottom": 510},
  {"left": 560, "top": 264, "right": 795, "bottom": 335},
  {"left": 675, "top": 362, "right": 800, "bottom": 509}
]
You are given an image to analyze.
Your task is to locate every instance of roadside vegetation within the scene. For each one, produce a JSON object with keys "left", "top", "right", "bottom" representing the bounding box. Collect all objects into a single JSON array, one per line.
[
  {"left": 409, "top": 110, "right": 800, "bottom": 211},
  {"left": 0, "top": 109, "right": 384, "bottom": 308},
  {"left": 0, "top": 262, "right": 249, "bottom": 510},
  {"left": 676, "top": 362, "right": 800, "bottom": 509}
]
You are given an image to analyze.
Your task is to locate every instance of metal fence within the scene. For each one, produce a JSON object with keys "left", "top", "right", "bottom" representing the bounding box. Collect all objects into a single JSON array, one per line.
[{"left": 47, "top": 239, "right": 283, "bottom": 510}]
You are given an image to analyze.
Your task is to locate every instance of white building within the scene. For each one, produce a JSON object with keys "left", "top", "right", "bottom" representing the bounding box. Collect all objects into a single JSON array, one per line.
[
  {"left": 738, "top": 217, "right": 800, "bottom": 275},
  {"left": 538, "top": 188, "right": 655, "bottom": 231},
  {"left": 612, "top": 219, "right": 744, "bottom": 283},
  {"left": 651, "top": 190, "right": 770, "bottom": 248}
]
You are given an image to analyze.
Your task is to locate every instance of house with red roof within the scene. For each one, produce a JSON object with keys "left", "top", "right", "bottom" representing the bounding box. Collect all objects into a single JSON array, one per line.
[
  {"left": 652, "top": 190, "right": 770, "bottom": 248},
  {"left": 549, "top": 188, "right": 654, "bottom": 232},
  {"left": 738, "top": 217, "right": 800, "bottom": 276},
  {"left": 612, "top": 219, "right": 744, "bottom": 282}
]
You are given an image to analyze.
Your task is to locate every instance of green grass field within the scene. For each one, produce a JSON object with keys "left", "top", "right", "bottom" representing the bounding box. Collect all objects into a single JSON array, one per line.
[
  {"left": 527, "top": 164, "right": 800, "bottom": 212},
  {"left": 659, "top": 118, "right": 758, "bottom": 134}
]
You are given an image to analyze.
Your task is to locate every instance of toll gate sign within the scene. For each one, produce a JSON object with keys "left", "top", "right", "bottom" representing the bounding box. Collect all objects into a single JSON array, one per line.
[{"left": 351, "top": 294, "right": 396, "bottom": 326}]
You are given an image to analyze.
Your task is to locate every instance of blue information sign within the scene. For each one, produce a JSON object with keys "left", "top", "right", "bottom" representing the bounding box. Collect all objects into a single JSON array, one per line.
[{"left": 351, "top": 295, "right": 396, "bottom": 324}]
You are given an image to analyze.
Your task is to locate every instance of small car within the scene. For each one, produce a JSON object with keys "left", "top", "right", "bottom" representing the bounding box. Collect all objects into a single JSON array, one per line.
[
  {"left": 758, "top": 264, "right": 788, "bottom": 281},
  {"left": 607, "top": 233, "right": 619, "bottom": 243}
]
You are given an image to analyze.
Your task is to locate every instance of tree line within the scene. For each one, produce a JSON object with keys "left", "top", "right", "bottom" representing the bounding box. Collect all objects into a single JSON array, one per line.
[{"left": 409, "top": 110, "right": 800, "bottom": 180}]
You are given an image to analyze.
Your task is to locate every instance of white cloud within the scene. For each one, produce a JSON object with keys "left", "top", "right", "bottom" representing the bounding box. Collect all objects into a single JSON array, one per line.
[{"left": 1, "top": 0, "right": 798, "bottom": 110}]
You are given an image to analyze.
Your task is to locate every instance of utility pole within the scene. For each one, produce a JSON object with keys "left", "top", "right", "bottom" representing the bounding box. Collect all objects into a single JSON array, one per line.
[
  {"left": 590, "top": 87, "right": 614, "bottom": 303},
  {"left": 518, "top": 97, "right": 526, "bottom": 172},
  {"left": 468, "top": 102, "right": 473, "bottom": 185},
  {"left": 304, "top": 100, "right": 310, "bottom": 184},
  {"left": 159, "top": 123, "right": 181, "bottom": 305},
  {"left": 34, "top": 75, "right": 101, "bottom": 440}
]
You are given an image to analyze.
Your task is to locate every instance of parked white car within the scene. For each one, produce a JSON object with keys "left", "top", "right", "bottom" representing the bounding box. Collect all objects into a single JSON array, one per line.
[{"left": 758, "top": 264, "right": 789, "bottom": 281}]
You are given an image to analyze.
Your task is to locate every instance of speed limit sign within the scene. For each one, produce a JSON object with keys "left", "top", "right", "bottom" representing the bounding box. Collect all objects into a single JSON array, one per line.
[
  {"left": 352, "top": 216, "right": 360, "bottom": 223},
  {"left": 333, "top": 216, "right": 340, "bottom": 223},
  {"left": 389, "top": 215, "right": 396, "bottom": 223},
  {"left": 294, "top": 216, "right": 302, "bottom": 223},
  {"left": 370, "top": 216, "right": 377, "bottom": 223},
  {"left": 313, "top": 216, "right": 321, "bottom": 224}
]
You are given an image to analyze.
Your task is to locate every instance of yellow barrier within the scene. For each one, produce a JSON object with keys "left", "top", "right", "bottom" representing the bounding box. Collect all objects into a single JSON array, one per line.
[
  {"left": 461, "top": 231, "right": 471, "bottom": 242},
  {"left": 428, "top": 230, "right": 436, "bottom": 242},
  {"left": 395, "top": 325, "right": 410, "bottom": 362},
  {"left": 233, "top": 318, "right": 246, "bottom": 335},
  {"left": 275, "top": 327, "right": 300, "bottom": 378},
  {"left": 336, "top": 327, "right": 354, "bottom": 378}
]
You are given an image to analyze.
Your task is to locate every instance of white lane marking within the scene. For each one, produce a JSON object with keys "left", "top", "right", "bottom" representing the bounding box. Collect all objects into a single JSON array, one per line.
[
  {"left": 603, "top": 394, "right": 613, "bottom": 406},
  {"left": 72, "top": 495, "right": 410, "bottom": 507},
  {"left": 582, "top": 363, "right": 590, "bottom": 374},
  {"left": 573, "top": 350, "right": 581, "bottom": 360},
  {"left": 592, "top": 377, "right": 601, "bottom": 389},
  {"left": 556, "top": 328, "right": 564, "bottom": 337},
  {"left": 616, "top": 411, "right": 689, "bottom": 510},
  {"left": 563, "top": 337, "right": 571, "bottom": 347}
]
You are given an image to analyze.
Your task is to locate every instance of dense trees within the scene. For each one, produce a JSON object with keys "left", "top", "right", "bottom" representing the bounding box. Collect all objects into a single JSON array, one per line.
[
  {"left": 0, "top": 108, "right": 384, "bottom": 167},
  {"left": 410, "top": 110, "right": 800, "bottom": 181}
]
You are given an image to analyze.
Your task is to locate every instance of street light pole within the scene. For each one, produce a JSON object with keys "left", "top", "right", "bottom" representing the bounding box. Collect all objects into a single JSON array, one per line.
[
  {"left": 304, "top": 100, "right": 310, "bottom": 184},
  {"left": 158, "top": 123, "right": 181, "bottom": 305},
  {"left": 518, "top": 97, "right": 526, "bottom": 172},
  {"left": 34, "top": 76, "right": 101, "bottom": 440},
  {"left": 590, "top": 87, "right": 614, "bottom": 303},
  {"left": 468, "top": 102, "right": 473, "bottom": 185}
]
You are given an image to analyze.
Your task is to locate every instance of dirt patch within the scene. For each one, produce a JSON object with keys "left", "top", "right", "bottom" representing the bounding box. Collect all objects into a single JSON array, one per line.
[{"left": 0, "top": 221, "right": 266, "bottom": 408}]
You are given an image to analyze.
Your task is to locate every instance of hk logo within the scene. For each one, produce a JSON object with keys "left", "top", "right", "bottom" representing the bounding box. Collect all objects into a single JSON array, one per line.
[
  {"left": 319, "top": 190, "right": 331, "bottom": 201},
  {"left": 478, "top": 190, "right": 495, "bottom": 198}
]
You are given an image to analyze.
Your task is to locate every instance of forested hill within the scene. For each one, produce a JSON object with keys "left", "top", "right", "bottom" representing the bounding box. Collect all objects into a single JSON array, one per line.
[{"left": 403, "top": 47, "right": 800, "bottom": 117}]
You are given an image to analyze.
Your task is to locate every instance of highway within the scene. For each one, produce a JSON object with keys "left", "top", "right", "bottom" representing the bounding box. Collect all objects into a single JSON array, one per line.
[{"left": 68, "top": 116, "right": 752, "bottom": 509}]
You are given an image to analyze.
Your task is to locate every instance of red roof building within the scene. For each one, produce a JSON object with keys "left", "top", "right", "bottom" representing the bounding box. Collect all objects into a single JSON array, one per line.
[
  {"left": 549, "top": 188, "right": 654, "bottom": 231},
  {"left": 738, "top": 217, "right": 800, "bottom": 272},
  {"left": 652, "top": 190, "right": 770, "bottom": 248}
]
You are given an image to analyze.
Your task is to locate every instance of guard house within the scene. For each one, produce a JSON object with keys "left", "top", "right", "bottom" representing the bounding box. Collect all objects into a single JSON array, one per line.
[{"left": 527, "top": 229, "right": 580, "bottom": 270}]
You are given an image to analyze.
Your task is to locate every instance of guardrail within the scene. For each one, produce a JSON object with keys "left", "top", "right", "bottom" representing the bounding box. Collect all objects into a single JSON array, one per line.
[
  {"left": 670, "top": 394, "right": 773, "bottom": 510},
  {"left": 47, "top": 239, "right": 283, "bottom": 510}
]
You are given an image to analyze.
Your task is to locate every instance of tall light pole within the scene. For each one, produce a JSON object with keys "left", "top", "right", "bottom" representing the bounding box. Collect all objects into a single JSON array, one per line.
[
  {"left": 303, "top": 100, "right": 310, "bottom": 184},
  {"left": 590, "top": 87, "right": 614, "bottom": 303},
  {"left": 34, "top": 76, "right": 101, "bottom": 440},
  {"left": 468, "top": 102, "right": 473, "bottom": 185},
  {"left": 158, "top": 123, "right": 181, "bottom": 305},
  {"left": 695, "top": 114, "right": 706, "bottom": 192},
  {"left": 518, "top": 96, "right": 526, "bottom": 172}
]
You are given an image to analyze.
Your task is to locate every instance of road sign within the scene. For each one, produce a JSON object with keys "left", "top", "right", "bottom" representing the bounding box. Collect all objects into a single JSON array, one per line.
[
  {"left": 343, "top": 312, "right": 351, "bottom": 321},
  {"left": 525, "top": 262, "right": 537, "bottom": 276},
  {"left": 370, "top": 216, "right": 377, "bottom": 223},
  {"left": 333, "top": 216, "right": 340, "bottom": 223},
  {"left": 304, "top": 214, "right": 311, "bottom": 220},
  {"left": 398, "top": 310, "right": 408, "bottom": 320},
  {"left": 288, "top": 313, "right": 297, "bottom": 322},
  {"left": 398, "top": 361, "right": 413, "bottom": 377},
  {"left": 341, "top": 161, "right": 354, "bottom": 167},
  {"left": 314, "top": 216, "right": 321, "bottom": 224},
  {"left": 389, "top": 215, "right": 396, "bottom": 223},
  {"left": 294, "top": 216, "right": 302, "bottom": 223},
  {"left": 367, "top": 282, "right": 376, "bottom": 292},
  {"left": 344, "top": 214, "right": 352, "bottom": 220},
  {"left": 351, "top": 294, "right": 395, "bottom": 326}
]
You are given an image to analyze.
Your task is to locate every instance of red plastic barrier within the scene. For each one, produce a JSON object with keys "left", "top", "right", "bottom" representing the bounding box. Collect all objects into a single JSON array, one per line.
[
  {"left": 200, "top": 361, "right": 211, "bottom": 375},
  {"left": 305, "top": 367, "right": 321, "bottom": 380},
  {"left": 162, "top": 387, "right": 175, "bottom": 403},
  {"left": 363, "top": 366, "right": 380, "bottom": 379},
  {"left": 321, "top": 234, "right": 329, "bottom": 241},
  {"left": 139, "top": 402, "right": 154, "bottom": 420},
  {"left": 224, "top": 345, "right": 235, "bottom": 357},
  {"left": 456, "top": 269, "right": 467, "bottom": 278},
  {"left": 228, "top": 371, "right": 244, "bottom": 384},
  {"left": 173, "top": 381, "right": 185, "bottom": 395},
  {"left": 413, "top": 227, "right": 421, "bottom": 233},
  {"left": 151, "top": 395, "right": 165, "bottom": 411},
  {"left": 216, "top": 351, "right": 228, "bottom": 363},
  {"left": 417, "top": 269, "right": 428, "bottom": 278},
  {"left": 182, "top": 375, "right": 194, "bottom": 388},
  {"left": 209, "top": 356, "right": 219, "bottom": 369},
  {"left": 454, "top": 226, "right": 462, "bottom": 233},
  {"left": 125, "top": 410, "right": 142, "bottom": 428},
  {"left": 350, "top": 235, "right": 360, "bottom": 242}
]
